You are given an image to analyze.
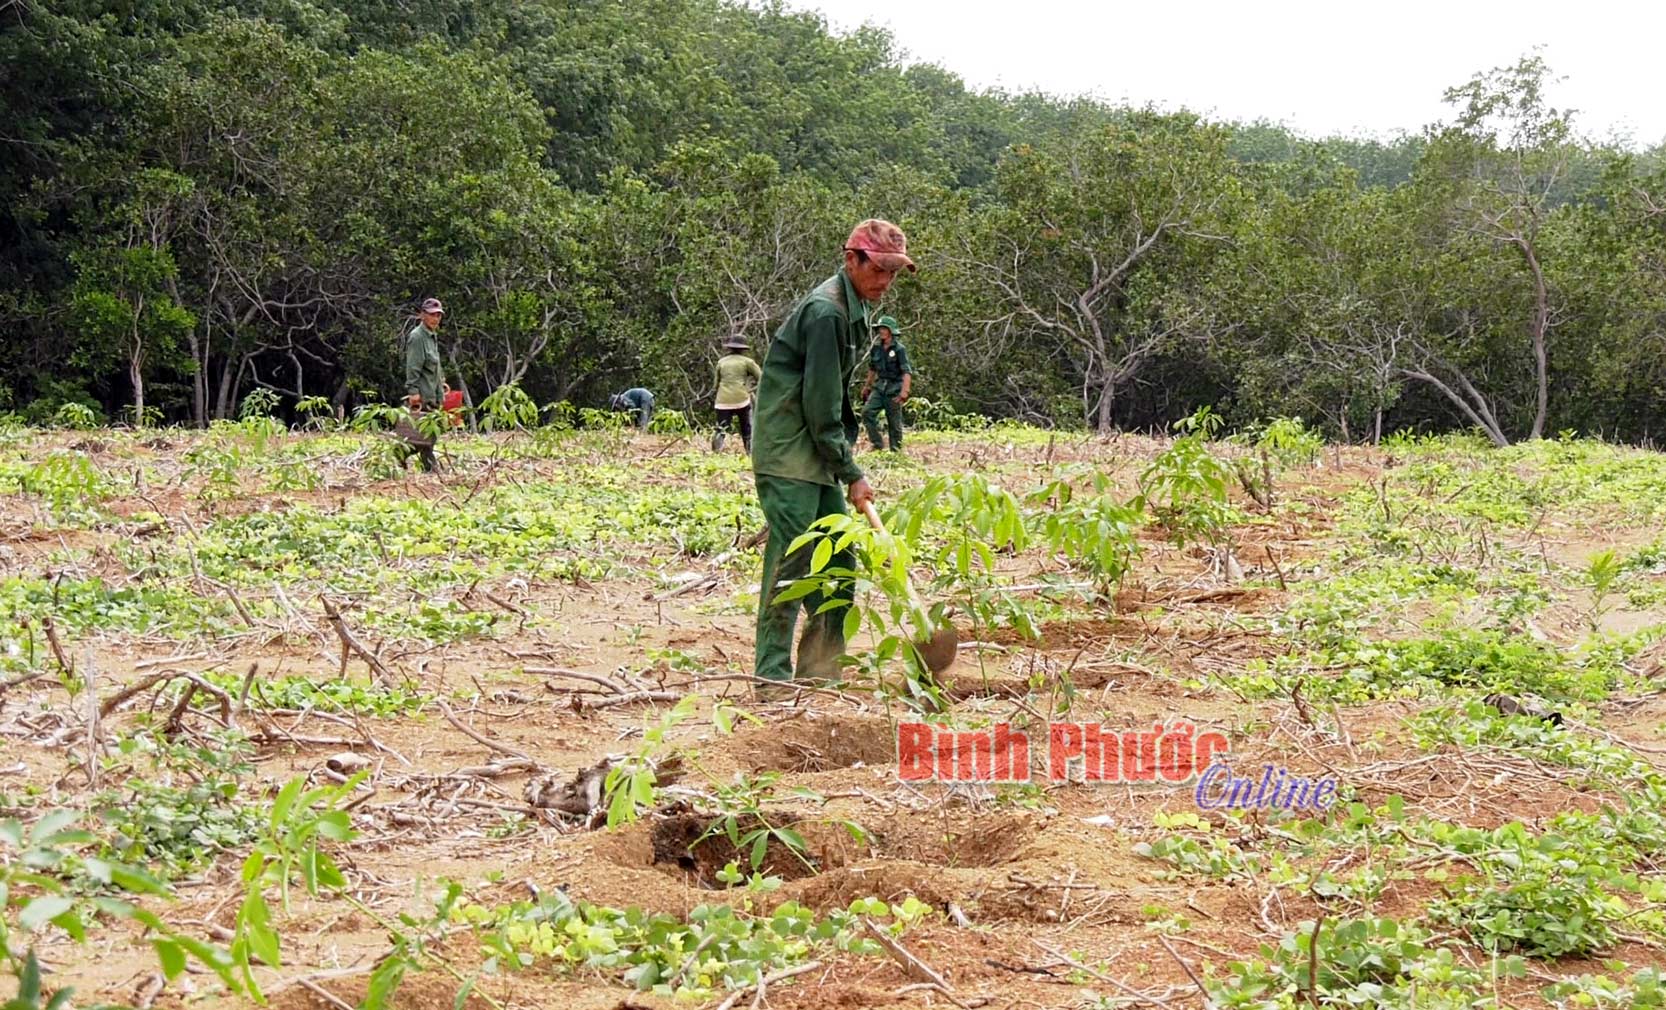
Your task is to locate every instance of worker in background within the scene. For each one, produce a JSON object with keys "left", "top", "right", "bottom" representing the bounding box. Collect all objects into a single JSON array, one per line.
[
  {"left": 712, "top": 335, "right": 762, "bottom": 452},
  {"left": 399, "top": 296, "right": 448, "bottom": 472},
  {"left": 859, "top": 315, "right": 912, "bottom": 453},
  {"left": 609, "top": 387, "right": 655, "bottom": 430}
]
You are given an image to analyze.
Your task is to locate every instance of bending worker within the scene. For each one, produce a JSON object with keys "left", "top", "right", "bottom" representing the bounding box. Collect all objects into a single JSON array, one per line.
[
  {"left": 712, "top": 335, "right": 762, "bottom": 452},
  {"left": 859, "top": 315, "right": 912, "bottom": 453},
  {"left": 609, "top": 387, "right": 655, "bottom": 430},
  {"left": 750, "top": 219, "right": 915, "bottom": 694}
]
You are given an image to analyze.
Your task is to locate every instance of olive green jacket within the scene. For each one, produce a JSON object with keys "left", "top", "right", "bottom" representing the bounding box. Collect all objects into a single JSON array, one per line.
[
  {"left": 404, "top": 324, "right": 444, "bottom": 405},
  {"left": 751, "top": 269, "right": 870, "bottom": 486}
]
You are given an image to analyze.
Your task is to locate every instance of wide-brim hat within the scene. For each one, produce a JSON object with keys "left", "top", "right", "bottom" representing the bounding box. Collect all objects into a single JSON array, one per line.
[{"left": 722, "top": 336, "right": 750, "bottom": 350}]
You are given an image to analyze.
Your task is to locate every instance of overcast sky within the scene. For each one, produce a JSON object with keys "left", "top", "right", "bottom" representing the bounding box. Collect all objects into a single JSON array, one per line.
[{"left": 784, "top": 0, "right": 1662, "bottom": 146}]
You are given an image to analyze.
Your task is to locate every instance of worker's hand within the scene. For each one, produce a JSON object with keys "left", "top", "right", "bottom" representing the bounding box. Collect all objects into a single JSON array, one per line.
[
  {"left": 406, "top": 394, "right": 423, "bottom": 409},
  {"left": 441, "top": 382, "right": 451, "bottom": 394},
  {"left": 894, "top": 392, "right": 909, "bottom": 406},
  {"left": 860, "top": 387, "right": 872, "bottom": 402},
  {"left": 847, "top": 478, "right": 875, "bottom": 511}
]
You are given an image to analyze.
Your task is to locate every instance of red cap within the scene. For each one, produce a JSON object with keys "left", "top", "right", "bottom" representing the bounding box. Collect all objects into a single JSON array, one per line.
[{"left": 844, "top": 219, "right": 916, "bottom": 274}]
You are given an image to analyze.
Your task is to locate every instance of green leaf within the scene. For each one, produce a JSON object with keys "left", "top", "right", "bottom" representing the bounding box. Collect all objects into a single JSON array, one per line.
[
  {"left": 785, "top": 531, "right": 820, "bottom": 556},
  {"left": 314, "top": 810, "right": 353, "bottom": 842},
  {"left": 240, "top": 890, "right": 281, "bottom": 968},
  {"left": 769, "top": 580, "right": 822, "bottom": 604},
  {"left": 749, "top": 831, "right": 769, "bottom": 870},
  {"left": 842, "top": 604, "right": 863, "bottom": 643},
  {"left": 19, "top": 895, "right": 74, "bottom": 931},
  {"left": 810, "top": 538, "right": 833, "bottom": 574},
  {"left": 364, "top": 956, "right": 408, "bottom": 1010},
  {"left": 154, "top": 939, "right": 187, "bottom": 980},
  {"left": 270, "top": 777, "right": 304, "bottom": 833}
]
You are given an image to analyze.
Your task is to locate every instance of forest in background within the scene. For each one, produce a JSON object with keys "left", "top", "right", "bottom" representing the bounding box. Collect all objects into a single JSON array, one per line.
[{"left": 6, "top": 0, "right": 1666, "bottom": 444}]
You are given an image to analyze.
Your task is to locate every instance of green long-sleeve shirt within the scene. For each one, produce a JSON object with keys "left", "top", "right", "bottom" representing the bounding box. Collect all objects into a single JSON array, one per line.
[
  {"left": 405, "top": 324, "right": 443, "bottom": 404},
  {"left": 751, "top": 269, "right": 869, "bottom": 486},
  {"left": 867, "top": 337, "right": 912, "bottom": 394},
  {"left": 714, "top": 353, "right": 762, "bottom": 409}
]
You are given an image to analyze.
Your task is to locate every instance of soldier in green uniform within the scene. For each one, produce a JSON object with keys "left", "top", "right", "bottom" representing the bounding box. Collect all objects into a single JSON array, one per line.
[
  {"left": 751, "top": 219, "right": 916, "bottom": 694},
  {"left": 859, "top": 316, "right": 912, "bottom": 452},
  {"left": 399, "top": 297, "right": 448, "bottom": 472}
]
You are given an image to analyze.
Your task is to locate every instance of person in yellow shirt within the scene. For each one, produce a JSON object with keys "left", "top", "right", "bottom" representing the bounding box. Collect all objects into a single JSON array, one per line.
[{"left": 712, "top": 335, "right": 763, "bottom": 452}]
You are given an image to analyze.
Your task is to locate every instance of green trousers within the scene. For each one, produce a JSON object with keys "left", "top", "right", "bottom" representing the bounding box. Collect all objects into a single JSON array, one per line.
[
  {"left": 862, "top": 390, "right": 904, "bottom": 451},
  {"left": 754, "top": 473, "right": 855, "bottom": 683}
]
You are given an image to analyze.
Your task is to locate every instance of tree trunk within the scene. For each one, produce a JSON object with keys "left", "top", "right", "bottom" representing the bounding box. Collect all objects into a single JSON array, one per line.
[
  {"left": 1399, "top": 367, "right": 1509, "bottom": 447},
  {"left": 331, "top": 377, "right": 351, "bottom": 421},
  {"left": 1094, "top": 379, "right": 1115, "bottom": 433},
  {"left": 129, "top": 343, "right": 146, "bottom": 427},
  {"left": 187, "top": 330, "right": 206, "bottom": 427},
  {"left": 1519, "top": 237, "right": 1551, "bottom": 440}
]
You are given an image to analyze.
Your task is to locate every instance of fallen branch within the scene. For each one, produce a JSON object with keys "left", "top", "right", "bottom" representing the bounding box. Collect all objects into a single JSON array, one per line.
[
  {"left": 894, "top": 983, "right": 988, "bottom": 1007},
  {"left": 163, "top": 673, "right": 236, "bottom": 734},
  {"left": 523, "top": 667, "right": 628, "bottom": 694},
  {"left": 320, "top": 595, "right": 396, "bottom": 685},
  {"left": 576, "top": 690, "right": 683, "bottom": 711},
  {"left": 1032, "top": 942, "right": 1176, "bottom": 1009},
  {"left": 42, "top": 615, "right": 73, "bottom": 676},
  {"left": 861, "top": 919, "right": 966, "bottom": 1006},
  {"left": 437, "top": 699, "right": 536, "bottom": 765},
  {"left": 100, "top": 670, "right": 188, "bottom": 718},
  {"left": 710, "top": 961, "right": 820, "bottom": 1010},
  {"left": 1156, "top": 934, "right": 1219, "bottom": 1009}
]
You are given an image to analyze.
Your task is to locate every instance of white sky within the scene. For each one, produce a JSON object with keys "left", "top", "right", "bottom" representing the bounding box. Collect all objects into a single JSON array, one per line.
[{"left": 785, "top": 0, "right": 1664, "bottom": 147}]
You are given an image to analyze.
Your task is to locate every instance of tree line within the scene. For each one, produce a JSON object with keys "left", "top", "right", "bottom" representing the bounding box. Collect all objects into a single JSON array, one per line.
[{"left": 5, "top": 0, "right": 1666, "bottom": 443}]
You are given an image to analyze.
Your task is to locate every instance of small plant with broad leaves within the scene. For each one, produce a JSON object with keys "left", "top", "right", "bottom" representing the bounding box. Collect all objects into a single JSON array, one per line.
[
  {"left": 230, "top": 773, "right": 363, "bottom": 1002},
  {"left": 1, "top": 811, "right": 239, "bottom": 1008},
  {"left": 694, "top": 773, "right": 868, "bottom": 880},
  {"left": 1207, "top": 916, "right": 1519, "bottom": 1010},
  {"left": 295, "top": 395, "right": 338, "bottom": 431},
  {"left": 239, "top": 388, "right": 281, "bottom": 420},
  {"left": 20, "top": 453, "right": 106, "bottom": 521},
  {"left": 350, "top": 403, "right": 401, "bottom": 432},
  {"left": 891, "top": 474, "right": 1037, "bottom": 641},
  {"left": 907, "top": 397, "right": 991, "bottom": 432},
  {"left": 478, "top": 383, "right": 537, "bottom": 432},
  {"left": 1584, "top": 548, "right": 1623, "bottom": 631},
  {"left": 774, "top": 513, "right": 948, "bottom": 711},
  {"left": 1137, "top": 408, "right": 1237, "bottom": 552},
  {"left": 603, "top": 696, "right": 697, "bottom": 828},
  {"left": 51, "top": 403, "right": 98, "bottom": 431},
  {"left": 1027, "top": 469, "right": 1144, "bottom": 595},
  {"left": 647, "top": 409, "right": 692, "bottom": 435}
]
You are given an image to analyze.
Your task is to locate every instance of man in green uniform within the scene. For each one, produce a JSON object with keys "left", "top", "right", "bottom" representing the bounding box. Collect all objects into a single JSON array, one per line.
[
  {"left": 751, "top": 219, "right": 916, "bottom": 693},
  {"left": 400, "top": 297, "right": 448, "bottom": 472},
  {"left": 859, "top": 316, "right": 912, "bottom": 452}
]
